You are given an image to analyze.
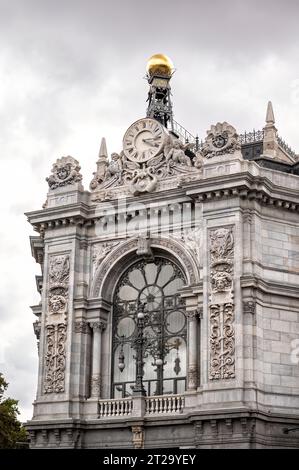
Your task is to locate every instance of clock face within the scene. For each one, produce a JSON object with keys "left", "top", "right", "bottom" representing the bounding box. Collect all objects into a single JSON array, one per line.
[{"left": 123, "top": 118, "right": 165, "bottom": 163}]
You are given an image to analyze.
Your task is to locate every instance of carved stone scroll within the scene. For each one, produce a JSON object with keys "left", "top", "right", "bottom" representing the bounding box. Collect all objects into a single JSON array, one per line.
[{"left": 44, "top": 323, "right": 67, "bottom": 393}]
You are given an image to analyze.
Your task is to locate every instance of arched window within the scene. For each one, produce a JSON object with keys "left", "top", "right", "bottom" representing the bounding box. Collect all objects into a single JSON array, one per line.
[{"left": 112, "top": 257, "right": 187, "bottom": 397}]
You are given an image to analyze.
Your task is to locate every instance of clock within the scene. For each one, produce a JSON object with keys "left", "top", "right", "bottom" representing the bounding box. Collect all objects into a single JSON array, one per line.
[{"left": 123, "top": 118, "right": 166, "bottom": 163}]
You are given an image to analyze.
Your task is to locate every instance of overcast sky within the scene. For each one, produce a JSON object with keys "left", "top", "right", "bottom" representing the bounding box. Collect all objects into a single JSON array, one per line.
[{"left": 0, "top": 0, "right": 298, "bottom": 422}]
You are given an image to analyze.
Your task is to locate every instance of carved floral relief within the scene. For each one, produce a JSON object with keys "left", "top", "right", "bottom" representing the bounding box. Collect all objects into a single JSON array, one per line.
[
  {"left": 209, "top": 227, "right": 235, "bottom": 379},
  {"left": 44, "top": 323, "right": 67, "bottom": 393}
]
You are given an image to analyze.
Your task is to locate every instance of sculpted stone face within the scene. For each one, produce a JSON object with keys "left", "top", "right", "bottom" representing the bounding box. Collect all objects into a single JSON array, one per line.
[
  {"left": 49, "top": 295, "right": 66, "bottom": 313},
  {"left": 57, "top": 168, "right": 69, "bottom": 180},
  {"left": 212, "top": 134, "right": 227, "bottom": 148}
]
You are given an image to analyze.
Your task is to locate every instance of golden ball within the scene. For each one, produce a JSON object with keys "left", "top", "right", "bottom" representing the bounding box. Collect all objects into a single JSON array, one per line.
[{"left": 146, "top": 53, "right": 174, "bottom": 77}]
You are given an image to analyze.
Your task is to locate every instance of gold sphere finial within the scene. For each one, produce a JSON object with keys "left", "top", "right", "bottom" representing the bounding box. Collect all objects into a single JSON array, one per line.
[{"left": 146, "top": 53, "right": 174, "bottom": 78}]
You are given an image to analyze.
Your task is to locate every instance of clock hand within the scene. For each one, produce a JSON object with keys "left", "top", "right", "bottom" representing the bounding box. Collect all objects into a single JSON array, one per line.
[
  {"left": 142, "top": 137, "right": 159, "bottom": 142},
  {"left": 144, "top": 142, "right": 158, "bottom": 148},
  {"left": 142, "top": 138, "right": 159, "bottom": 147}
]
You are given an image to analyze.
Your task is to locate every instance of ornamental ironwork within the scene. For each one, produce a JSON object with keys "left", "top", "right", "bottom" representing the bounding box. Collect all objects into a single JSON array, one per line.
[
  {"left": 112, "top": 257, "right": 187, "bottom": 397},
  {"left": 238, "top": 130, "right": 264, "bottom": 145},
  {"left": 277, "top": 136, "right": 297, "bottom": 160}
]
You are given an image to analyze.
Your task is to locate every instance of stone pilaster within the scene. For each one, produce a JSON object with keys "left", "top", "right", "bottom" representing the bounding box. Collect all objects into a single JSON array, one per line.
[
  {"left": 186, "top": 309, "right": 199, "bottom": 390},
  {"left": 90, "top": 321, "right": 106, "bottom": 397}
]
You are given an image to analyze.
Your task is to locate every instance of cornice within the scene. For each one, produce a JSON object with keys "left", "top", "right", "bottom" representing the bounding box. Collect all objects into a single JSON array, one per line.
[
  {"left": 240, "top": 274, "right": 299, "bottom": 299},
  {"left": 25, "top": 169, "right": 299, "bottom": 235}
]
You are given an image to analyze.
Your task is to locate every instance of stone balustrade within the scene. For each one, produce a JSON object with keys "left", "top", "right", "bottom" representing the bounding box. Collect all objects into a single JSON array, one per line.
[
  {"left": 98, "top": 398, "right": 133, "bottom": 418},
  {"left": 98, "top": 394, "right": 185, "bottom": 419},
  {"left": 145, "top": 395, "right": 185, "bottom": 414}
]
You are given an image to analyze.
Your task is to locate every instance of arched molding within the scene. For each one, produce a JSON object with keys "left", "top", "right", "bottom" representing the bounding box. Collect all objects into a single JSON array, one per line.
[{"left": 91, "top": 236, "right": 200, "bottom": 301}]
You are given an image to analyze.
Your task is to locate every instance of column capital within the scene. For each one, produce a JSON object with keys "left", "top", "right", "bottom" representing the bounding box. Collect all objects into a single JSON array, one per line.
[
  {"left": 89, "top": 320, "right": 106, "bottom": 331},
  {"left": 186, "top": 307, "right": 202, "bottom": 320}
]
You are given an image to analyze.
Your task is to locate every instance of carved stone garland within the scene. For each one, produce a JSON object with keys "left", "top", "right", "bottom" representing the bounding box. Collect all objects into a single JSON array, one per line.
[
  {"left": 44, "top": 254, "right": 70, "bottom": 393},
  {"left": 209, "top": 227, "right": 235, "bottom": 379}
]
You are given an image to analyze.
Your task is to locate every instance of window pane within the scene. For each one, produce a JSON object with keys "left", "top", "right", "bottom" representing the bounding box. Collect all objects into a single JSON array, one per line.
[
  {"left": 129, "top": 268, "right": 145, "bottom": 289},
  {"left": 118, "top": 285, "right": 138, "bottom": 301},
  {"left": 112, "top": 257, "right": 187, "bottom": 397}
]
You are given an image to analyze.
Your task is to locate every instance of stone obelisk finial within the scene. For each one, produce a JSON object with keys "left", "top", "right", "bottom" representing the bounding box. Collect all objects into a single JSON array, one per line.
[
  {"left": 263, "top": 101, "right": 277, "bottom": 158},
  {"left": 265, "top": 101, "right": 275, "bottom": 126},
  {"left": 90, "top": 137, "right": 109, "bottom": 190}
]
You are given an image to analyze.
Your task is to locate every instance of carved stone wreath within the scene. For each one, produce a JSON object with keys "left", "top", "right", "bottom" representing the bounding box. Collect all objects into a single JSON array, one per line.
[
  {"left": 46, "top": 156, "right": 82, "bottom": 190},
  {"left": 199, "top": 122, "right": 241, "bottom": 158}
]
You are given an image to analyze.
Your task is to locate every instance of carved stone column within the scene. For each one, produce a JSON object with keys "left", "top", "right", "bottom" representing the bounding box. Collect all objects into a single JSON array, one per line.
[
  {"left": 186, "top": 309, "right": 199, "bottom": 390},
  {"left": 90, "top": 321, "right": 106, "bottom": 397}
]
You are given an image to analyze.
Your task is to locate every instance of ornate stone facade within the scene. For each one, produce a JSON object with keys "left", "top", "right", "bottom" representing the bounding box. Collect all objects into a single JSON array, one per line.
[{"left": 26, "top": 63, "right": 299, "bottom": 449}]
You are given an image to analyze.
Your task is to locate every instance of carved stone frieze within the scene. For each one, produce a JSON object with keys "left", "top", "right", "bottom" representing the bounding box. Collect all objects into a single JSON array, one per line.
[
  {"left": 48, "top": 255, "right": 70, "bottom": 318},
  {"left": 44, "top": 323, "right": 67, "bottom": 393},
  {"left": 210, "top": 227, "right": 234, "bottom": 302},
  {"left": 92, "top": 241, "right": 120, "bottom": 270},
  {"left": 243, "top": 301, "right": 256, "bottom": 315},
  {"left": 210, "top": 227, "right": 234, "bottom": 263},
  {"left": 131, "top": 426, "right": 145, "bottom": 449},
  {"left": 209, "top": 227, "right": 235, "bottom": 380},
  {"left": 46, "top": 156, "right": 82, "bottom": 190},
  {"left": 74, "top": 320, "right": 89, "bottom": 334},
  {"left": 209, "top": 303, "right": 235, "bottom": 379},
  {"left": 90, "top": 132, "right": 202, "bottom": 197},
  {"left": 49, "top": 255, "right": 70, "bottom": 285}
]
